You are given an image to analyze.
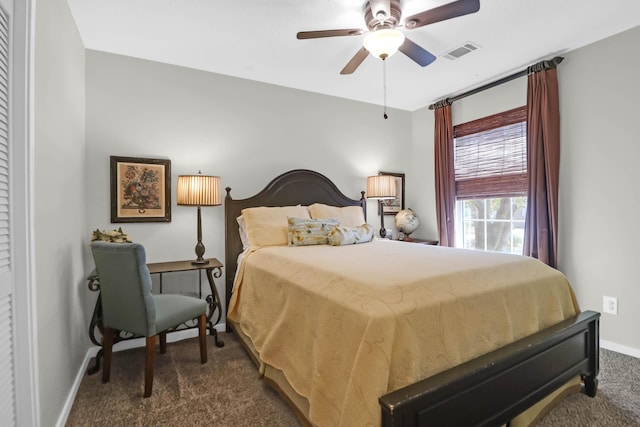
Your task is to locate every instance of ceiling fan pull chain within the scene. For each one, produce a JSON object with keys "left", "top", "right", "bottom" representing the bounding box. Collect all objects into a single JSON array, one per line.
[{"left": 383, "top": 58, "right": 388, "bottom": 119}]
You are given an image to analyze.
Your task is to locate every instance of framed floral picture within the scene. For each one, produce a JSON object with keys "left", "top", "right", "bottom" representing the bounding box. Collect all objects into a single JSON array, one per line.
[
  {"left": 379, "top": 171, "right": 405, "bottom": 215},
  {"left": 110, "top": 156, "right": 171, "bottom": 223}
]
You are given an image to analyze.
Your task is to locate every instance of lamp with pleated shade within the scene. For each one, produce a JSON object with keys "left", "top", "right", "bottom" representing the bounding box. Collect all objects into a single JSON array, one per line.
[
  {"left": 366, "top": 175, "right": 396, "bottom": 238},
  {"left": 177, "top": 172, "right": 221, "bottom": 265}
]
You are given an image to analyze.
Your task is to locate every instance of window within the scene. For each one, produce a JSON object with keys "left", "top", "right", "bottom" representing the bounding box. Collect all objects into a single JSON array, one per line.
[{"left": 453, "top": 107, "right": 527, "bottom": 254}]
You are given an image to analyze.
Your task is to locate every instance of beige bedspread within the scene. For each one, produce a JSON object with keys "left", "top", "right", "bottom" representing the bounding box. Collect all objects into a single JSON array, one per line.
[{"left": 228, "top": 240, "right": 579, "bottom": 427}]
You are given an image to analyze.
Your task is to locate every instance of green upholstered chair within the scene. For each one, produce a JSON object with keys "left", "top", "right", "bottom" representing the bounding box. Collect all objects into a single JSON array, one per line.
[{"left": 90, "top": 241, "right": 208, "bottom": 397}]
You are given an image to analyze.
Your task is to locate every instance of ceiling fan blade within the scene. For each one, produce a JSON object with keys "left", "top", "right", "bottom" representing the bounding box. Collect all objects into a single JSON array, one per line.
[
  {"left": 399, "top": 37, "right": 436, "bottom": 67},
  {"left": 340, "top": 47, "right": 369, "bottom": 75},
  {"left": 368, "top": 0, "right": 391, "bottom": 21},
  {"left": 297, "top": 29, "right": 364, "bottom": 39},
  {"left": 404, "top": 0, "right": 480, "bottom": 29}
]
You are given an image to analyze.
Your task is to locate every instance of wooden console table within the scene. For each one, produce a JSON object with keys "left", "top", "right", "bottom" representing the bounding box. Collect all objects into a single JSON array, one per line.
[{"left": 86, "top": 257, "right": 224, "bottom": 375}]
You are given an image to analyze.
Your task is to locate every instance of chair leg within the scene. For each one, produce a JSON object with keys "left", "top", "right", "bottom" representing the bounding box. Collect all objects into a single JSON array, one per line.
[
  {"left": 144, "top": 336, "right": 156, "bottom": 398},
  {"left": 102, "top": 327, "right": 114, "bottom": 384},
  {"left": 159, "top": 332, "right": 167, "bottom": 354},
  {"left": 198, "top": 314, "right": 208, "bottom": 364}
]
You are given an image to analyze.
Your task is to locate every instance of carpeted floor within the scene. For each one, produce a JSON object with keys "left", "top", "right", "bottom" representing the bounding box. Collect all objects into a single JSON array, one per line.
[
  {"left": 537, "top": 347, "right": 640, "bottom": 427},
  {"left": 67, "top": 332, "right": 302, "bottom": 426},
  {"left": 67, "top": 332, "right": 640, "bottom": 426}
]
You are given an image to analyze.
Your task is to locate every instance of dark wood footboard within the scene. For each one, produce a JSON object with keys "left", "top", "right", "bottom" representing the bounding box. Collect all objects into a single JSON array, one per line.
[{"left": 380, "top": 310, "right": 600, "bottom": 427}]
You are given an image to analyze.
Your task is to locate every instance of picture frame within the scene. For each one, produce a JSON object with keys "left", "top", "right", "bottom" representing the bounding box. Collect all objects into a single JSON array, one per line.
[
  {"left": 378, "top": 171, "right": 405, "bottom": 215},
  {"left": 110, "top": 156, "right": 171, "bottom": 223}
]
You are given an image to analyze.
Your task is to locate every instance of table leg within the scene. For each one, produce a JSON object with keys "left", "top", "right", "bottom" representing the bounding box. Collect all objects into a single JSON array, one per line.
[
  {"left": 87, "top": 348, "right": 103, "bottom": 375},
  {"left": 87, "top": 294, "right": 103, "bottom": 375},
  {"left": 205, "top": 266, "right": 224, "bottom": 347}
]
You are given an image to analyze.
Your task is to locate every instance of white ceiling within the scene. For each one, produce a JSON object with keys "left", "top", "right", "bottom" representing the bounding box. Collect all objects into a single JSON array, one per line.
[{"left": 67, "top": 0, "right": 640, "bottom": 112}]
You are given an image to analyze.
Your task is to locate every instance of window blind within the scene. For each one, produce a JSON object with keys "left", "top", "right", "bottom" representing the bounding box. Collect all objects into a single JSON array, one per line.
[{"left": 453, "top": 107, "right": 527, "bottom": 199}]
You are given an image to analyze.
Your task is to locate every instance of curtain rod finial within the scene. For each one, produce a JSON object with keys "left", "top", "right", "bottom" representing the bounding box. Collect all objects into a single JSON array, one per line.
[{"left": 429, "top": 98, "right": 452, "bottom": 110}]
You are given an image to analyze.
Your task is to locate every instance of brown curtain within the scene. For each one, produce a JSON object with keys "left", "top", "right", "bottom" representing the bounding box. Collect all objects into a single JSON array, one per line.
[
  {"left": 434, "top": 103, "right": 455, "bottom": 247},
  {"left": 524, "top": 65, "right": 560, "bottom": 267}
]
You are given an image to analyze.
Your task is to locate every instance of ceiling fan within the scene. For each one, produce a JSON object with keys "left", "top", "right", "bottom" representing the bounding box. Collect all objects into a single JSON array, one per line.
[{"left": 297, "top": 0, "right": 480, "bottom": 74}]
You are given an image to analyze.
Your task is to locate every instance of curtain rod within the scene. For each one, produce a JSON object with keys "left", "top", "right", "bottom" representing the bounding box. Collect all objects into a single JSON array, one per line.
[{"left": 428, "top": 56, "right": 564, "bottom": 110}]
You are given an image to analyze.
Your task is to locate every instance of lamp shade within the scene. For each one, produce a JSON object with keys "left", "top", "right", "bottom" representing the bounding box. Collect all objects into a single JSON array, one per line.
[
  {"left": 363, "top": 28, "right": 405, "bottom": 59},
  {"left": 177, "top": 174, "right": 221, "bottom": 206},
  {"left": 366, "top": 175, "right": 396, "bottom": 199}
]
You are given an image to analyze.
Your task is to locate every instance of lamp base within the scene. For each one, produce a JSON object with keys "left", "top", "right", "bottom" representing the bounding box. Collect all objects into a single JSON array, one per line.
[
  {"left": 192, "top": 220, "right": 208, "bottom": 265},
  {"left": 378, "top": 200, "right": 387, "bottom": 239}
]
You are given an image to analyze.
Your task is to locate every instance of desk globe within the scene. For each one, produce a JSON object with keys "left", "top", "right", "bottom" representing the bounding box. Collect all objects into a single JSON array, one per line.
[{"left": 395, "top": 209, "right": 420, "bottom": 241}]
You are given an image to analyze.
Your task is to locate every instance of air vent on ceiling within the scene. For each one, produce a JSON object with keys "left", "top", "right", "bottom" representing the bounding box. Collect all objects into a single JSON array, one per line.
[{"left": 443, "top": 42, "right": 480, "bottom": 60}]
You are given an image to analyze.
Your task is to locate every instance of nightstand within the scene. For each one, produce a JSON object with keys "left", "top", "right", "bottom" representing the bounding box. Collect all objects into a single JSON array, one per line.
[{"left": 397, "top": 238, "right": 439, "bottom": 245}]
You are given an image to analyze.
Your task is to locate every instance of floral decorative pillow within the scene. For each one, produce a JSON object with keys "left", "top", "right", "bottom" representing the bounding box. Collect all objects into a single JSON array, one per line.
[
  {"left": 288, "top": 217, "right": 339, "bottom": 246},
  {"left": 328, "top": 224, "right": 374, "bottom": 246}
]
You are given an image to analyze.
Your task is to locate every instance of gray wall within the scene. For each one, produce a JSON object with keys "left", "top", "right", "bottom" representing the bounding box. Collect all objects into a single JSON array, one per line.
[
  {"left": 558, "top": 26, "right": 640, "bottom": 353},
  {"left": 410, "top": 26, "right": 640, "bottom": 355},
  {"left": 34, "top": 0, "right": 86, "bottom": 424}
]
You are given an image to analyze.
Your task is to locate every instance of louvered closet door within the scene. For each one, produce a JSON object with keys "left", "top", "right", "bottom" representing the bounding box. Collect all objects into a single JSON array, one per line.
[{"left": 0, "top": 0, "right": 16, "bottom": 424}]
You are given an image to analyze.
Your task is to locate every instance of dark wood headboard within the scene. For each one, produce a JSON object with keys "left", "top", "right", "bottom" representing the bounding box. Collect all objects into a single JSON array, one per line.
[{"left": 224, "top": 169, "right": 366, "bottom": 317}]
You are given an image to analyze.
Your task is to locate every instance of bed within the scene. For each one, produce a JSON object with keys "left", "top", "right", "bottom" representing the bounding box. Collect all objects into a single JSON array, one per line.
[{"left": 224, "top": 169, "right": 599, "bottom": 427}]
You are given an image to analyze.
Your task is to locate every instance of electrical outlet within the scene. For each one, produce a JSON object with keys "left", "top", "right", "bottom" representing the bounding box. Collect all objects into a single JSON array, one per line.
[{"left": 603, "top": 296, "right": 618, "bottom": 315}]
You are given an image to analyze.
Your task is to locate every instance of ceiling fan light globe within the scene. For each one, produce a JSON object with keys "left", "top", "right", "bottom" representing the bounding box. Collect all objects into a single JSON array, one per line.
[{"left": 364, "top": 28, "right": 405, "bottom": 59}]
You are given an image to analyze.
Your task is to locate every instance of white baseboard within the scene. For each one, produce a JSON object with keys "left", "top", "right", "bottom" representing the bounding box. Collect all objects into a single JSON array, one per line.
[
  {"left": 55, "top": 323, "right": 226, "bottom": 427},
  {"left": 54, "top": 347, "right": 96, "bottom": 427},
  {"left": 600, "top": 339, "right": 640, "bottom": 359}
]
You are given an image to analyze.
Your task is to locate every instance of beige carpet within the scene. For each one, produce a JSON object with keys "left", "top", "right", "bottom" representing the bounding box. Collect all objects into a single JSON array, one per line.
[{"left": 67, "top": 332, "right": 640, "bottom": 426}]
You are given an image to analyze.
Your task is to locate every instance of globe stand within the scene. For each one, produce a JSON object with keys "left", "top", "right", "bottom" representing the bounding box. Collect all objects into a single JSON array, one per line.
[{"left": 397, "top": 232, "right": 414, "bottom": 242}]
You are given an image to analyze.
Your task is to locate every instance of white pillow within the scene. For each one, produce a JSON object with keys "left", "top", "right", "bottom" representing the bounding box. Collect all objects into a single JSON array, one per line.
[
  {"left": 241, "top": 206, "right": 311, "bottom": 247},
  {"left": 308, "top": 203, "right": 366, "bottom": 227},
  {"left": 236, "top": 215, "right": 249, "bottom": 250}
]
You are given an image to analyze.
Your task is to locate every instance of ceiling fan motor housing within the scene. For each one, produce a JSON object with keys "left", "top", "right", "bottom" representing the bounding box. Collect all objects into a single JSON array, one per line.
[{"left": 365, "top": 0, "right": 402, "bottom": 30}]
